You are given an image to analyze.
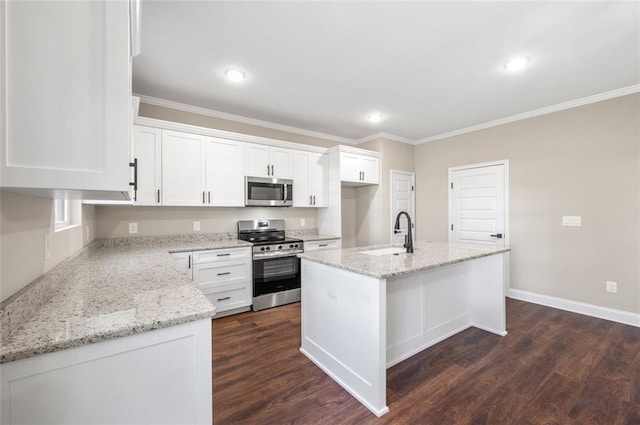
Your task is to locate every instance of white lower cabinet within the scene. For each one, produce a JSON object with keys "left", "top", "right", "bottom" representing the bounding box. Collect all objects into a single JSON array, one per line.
[
  {"left": 192, "top": 247, "right": 252, "bottom": 316},
  {"left": 304, "top": 239, "right": 341, "bottom": 252},
  {"left": 0, "top": 319, "right": 212, "bottom": 425},
  {"left": 170, "top": 251, "right": 193, "bottom": 280}
]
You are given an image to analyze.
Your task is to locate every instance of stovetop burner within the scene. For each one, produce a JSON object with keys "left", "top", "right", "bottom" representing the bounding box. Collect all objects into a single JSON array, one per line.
[{"left": 237, "top": 219, "right": 304, "bottom": 258}]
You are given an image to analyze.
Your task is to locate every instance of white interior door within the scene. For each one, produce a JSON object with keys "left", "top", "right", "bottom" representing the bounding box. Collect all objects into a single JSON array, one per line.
[
  {"left": 449, "top": 162, "right": 507, "bottom": 247},
  {"left": 390, "top": 170, "right": 415, "bottom": 244}
]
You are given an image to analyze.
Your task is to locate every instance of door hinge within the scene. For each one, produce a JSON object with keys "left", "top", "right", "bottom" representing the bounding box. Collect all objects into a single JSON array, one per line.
[{"left": 451, "top": 224, "right": 454, "bottom": 231}]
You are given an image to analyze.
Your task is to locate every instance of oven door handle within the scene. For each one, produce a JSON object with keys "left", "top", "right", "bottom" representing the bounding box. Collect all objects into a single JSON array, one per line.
[{"left": 284, "top": 184, "right": 287, "bottom": 203}]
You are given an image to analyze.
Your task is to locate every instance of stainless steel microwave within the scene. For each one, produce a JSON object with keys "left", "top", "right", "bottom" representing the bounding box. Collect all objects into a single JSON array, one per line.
[{"left": 245, "top": 176, "right": 293, "bottom": 207}]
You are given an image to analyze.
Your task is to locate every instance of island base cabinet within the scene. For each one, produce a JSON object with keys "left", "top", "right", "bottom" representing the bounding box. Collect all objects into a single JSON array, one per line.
[
  {"left": 300, "top": 260, "right": 389, "bottom": 417},
  {"left": 0, "top": 319, "right": 212, "bottom": 425}
]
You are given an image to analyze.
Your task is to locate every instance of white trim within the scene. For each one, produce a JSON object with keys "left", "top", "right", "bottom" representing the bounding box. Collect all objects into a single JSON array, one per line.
[
  {"left": 135, "top": 94, "right": 358, "bottom": 145},
  {"left": 389, "top": 169, "right": 415, "bottom": 244},
  {"left": 415, "top": 84, "right": 640, "bottom": 144},
  {"left": 135, "top": 116, "right": 329, "bottom": 154},
  {"left": 448, "top": 160, "right": 510, "bottom": 248},
  {"left": 329, "top": 144, "right": 380, "bottom": 158},
  {"left": 508, "top": 289, "right": 640, "bottom": 328},
  {"left": 356, "top": 132, "right": 414, "bottom": 145}
]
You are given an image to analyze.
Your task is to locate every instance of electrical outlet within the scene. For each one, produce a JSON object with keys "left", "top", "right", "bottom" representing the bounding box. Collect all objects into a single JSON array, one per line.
[
  {"left": 562, "top": 216, "right": 582, "bottom": 227},
  {"left": 605, "top": 281, "right": 617, "bottom": 294},
  {"left": 193, "top": 221, "right": 201, "bottom": 231},
  {"left": 128, "top": 222, "right": 138, "bottom": 234},
  {"left": 44, "top": 235, "right": 51, "bottom": 259},
  {"left": 300, "top": 218, "right": 306, "bottom": 227}
]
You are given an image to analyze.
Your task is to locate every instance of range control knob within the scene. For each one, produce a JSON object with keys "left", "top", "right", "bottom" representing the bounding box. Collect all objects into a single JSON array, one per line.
[
  {"left": 266, "top": 246, "right": 271, "bottom": 251},
  {"left": 289, "top": 244, "right": 294, "bottom": 248},
  {"left": 278, "top": 245, "right": 283, "bottom": 250},
  {"left": 294, "top": 244, "right": 299, "bottom": 248},
  {"left": 260, "top": 247, "right": 265, "bottom": 251}
]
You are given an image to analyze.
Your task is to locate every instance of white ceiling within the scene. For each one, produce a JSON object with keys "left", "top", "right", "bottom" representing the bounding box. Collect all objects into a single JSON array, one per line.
[{"left": 132, "top": 1, "right": 640, "bottom": 143}]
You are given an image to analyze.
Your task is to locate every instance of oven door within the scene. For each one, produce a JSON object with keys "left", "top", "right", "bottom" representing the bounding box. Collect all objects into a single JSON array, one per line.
[
  {"left": 245, "top": 177, "right": 293, "bottom": 207},
  {"left": 253, "top": 255, "right": 300, "bottom": 296}
]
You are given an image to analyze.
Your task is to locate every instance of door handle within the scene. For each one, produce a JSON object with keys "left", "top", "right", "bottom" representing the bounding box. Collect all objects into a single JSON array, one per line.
[
  {"left": 490, "top": 233, "right": 503, "bottom": 239},
  {"left": 312, "top": 195, "right": 316, "bottom": 205},
  {"left": 394, "top": 230, "right": 402, "bottom": 234}
]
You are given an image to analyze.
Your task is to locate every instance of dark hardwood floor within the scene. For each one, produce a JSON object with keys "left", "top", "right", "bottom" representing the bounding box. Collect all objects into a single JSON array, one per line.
[{"left": 212, "top": 299, "right": 640, "bottom": 425}]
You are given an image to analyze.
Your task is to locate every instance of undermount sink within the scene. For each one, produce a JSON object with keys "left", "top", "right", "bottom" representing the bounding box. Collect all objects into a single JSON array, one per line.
[{"left": 360, "top": 247, "right": 407, "bottom": 256}]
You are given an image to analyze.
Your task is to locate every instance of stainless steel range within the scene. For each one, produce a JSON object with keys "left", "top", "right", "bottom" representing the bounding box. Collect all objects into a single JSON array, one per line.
[{"left": 237, "top": 219, "right": 303, "bottom": 311}]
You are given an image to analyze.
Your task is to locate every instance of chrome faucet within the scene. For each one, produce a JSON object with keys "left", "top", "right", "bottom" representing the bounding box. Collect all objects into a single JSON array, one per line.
[{"left": 394, "top": 211, "right": 414, "bottom": 253}]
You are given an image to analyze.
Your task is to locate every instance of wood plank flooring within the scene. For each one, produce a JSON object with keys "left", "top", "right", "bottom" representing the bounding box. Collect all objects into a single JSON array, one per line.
[{"left": 212, "top": 299, "right": 640, "bottom": 424}]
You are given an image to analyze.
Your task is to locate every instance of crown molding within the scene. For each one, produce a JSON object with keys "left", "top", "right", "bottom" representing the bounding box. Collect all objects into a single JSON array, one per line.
[
  {"left": 355, "top": 132, "right": 414, "bottom": 145},
  {"left": 414, "top": 84, "right": 640, "bottom": 145},
  {"left": 135, "top": 94, "right": 358, "bottom": 145}
]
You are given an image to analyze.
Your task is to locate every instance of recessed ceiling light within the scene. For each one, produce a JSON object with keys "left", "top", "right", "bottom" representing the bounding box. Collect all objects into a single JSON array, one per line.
[
  {"left": 367, "top": 113, "right": 383, "bottom": 123},
  {"left": 225, "top": 69, "right": 246, "bottom": 82},
  {"left": 504, "top": 57, "right": 529, "bottom": 72}
]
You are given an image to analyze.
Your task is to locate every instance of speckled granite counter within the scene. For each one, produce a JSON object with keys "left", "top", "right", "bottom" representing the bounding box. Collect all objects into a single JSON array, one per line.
[
  {"left": 298, "top": 234, "right": 341, "bottom": 242},
  {"left": 0, "top": 235, "right": 252, "bottom": 364},
  {"left": 298, "top": 240, "right": 510, "bottom": 279}
]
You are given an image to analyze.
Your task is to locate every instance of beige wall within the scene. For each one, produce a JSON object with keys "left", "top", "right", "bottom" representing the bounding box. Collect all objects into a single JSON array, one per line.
[
  {"left": 139, "top": 103, "right": 337, "bottom": 149},
  {"left": 0, "top": 192, "right": 95, "bottom": 302},
  {"left": 415, "top": 93, "right": 640, "bottom": 314},
  {"left": 355, "top": 139, "right": 416, "bottom": 246},
  {"left": 96, "top": 206, "right": 317, "bottom": 238}
]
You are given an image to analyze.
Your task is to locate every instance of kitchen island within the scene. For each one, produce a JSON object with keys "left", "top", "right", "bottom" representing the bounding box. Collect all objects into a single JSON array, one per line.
[{"left": 298, "top": 241, "right": 510, "bottom": 416}]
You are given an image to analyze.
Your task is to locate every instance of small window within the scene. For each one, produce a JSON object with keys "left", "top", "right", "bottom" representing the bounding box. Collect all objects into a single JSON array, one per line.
[{"left": 54, "top": 199, "right": 69, "bottom": 229}]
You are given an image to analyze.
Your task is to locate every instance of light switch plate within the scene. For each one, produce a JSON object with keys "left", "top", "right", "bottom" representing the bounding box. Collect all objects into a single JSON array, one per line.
[
  {"left": 193, "top": 221, "right": 200, "bottom": 231},
  {"left": 562, "top": 216, "right": 581, "bottom": 226},
  {"left": 300, "top": 218, "right": 306, "bottom": 227},
  {"left": 606, "top": 281, "right": 617, "bottom": 294}
]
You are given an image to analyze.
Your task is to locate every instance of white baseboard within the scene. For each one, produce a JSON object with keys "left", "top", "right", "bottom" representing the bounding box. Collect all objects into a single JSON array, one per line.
[{"left": 508, "top": 289, "right": 640, "bottom": 328}]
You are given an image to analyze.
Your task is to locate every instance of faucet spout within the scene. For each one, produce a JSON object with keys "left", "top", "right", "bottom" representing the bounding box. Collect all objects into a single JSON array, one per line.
[{"left": 393, "top": 211, "right": 414, "bottom": 253}]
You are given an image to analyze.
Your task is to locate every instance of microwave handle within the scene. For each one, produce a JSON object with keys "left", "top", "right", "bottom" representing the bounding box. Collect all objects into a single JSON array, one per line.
[{"left": 284, "top": 183, "right": 288, "bottom": 203}]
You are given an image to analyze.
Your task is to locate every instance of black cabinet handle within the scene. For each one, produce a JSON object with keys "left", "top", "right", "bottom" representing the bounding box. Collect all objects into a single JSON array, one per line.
[
  {"left": 202, "top": 191, "right": 205, "bottom": 204},
  {"left": 490, "top": 233, "right": 503, "bottom": 239},
  {"left": 217, "top": 272, "right": 231, "bottom": 276},
  {"left": 157, "top": 189, "right": 160, "bottom": 204},
  {"left": 188, "top": 254, "right": 191, "bottom": 269},
  {"left": 217, "top": 253, "right": 231, "bottom": 257},
  {"left": 319, "top": 243, "right": 328, "bottom": 247},
  {"left": 208, "top": 191, "right": 211, "bottom": 204},
  {"left": 267, "top": 164, "right": 270, "bottom": 176},
  {"left": 129, "top": 158, "right": 138, "bottom": 201},
  {"left": 217, "top": 296, "right": 231, "bottom": 302}
]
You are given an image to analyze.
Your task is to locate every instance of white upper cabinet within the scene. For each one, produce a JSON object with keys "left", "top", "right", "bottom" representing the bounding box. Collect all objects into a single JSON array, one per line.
[
  {"left": 161, "top": 130, "right": 206, "bottom": 206},
  {"left": 244, "top": 144, "right": 293, "bottom": 179},
  {"left": 1, "top": 0, "right": 132, "bottom": 198},
  {"left": 340, "top": 151, "right": 380, "bottom": 185},
  {"left": 205, "top": 138, "right": 244, "bottom": 207},
  {"left": 293, "top": 151, "right": 328, "bottom": 207},
  {"left": 131, "top": 126, "right": 161, "bottom": 205}
]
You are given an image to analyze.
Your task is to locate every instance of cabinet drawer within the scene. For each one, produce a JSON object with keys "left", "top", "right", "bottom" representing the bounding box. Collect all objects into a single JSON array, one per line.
[
  {"left": 305, "top": 239, "right": 341, "bottom": 252},
  {"left": 193, "top": 262, "right": 251, "bottom": 288},
  {"left": 202, "top": 285, "right": 251, "bottom": 312},
  {"left": 192, "top": 247, "right": 250, "bottom": 264}
]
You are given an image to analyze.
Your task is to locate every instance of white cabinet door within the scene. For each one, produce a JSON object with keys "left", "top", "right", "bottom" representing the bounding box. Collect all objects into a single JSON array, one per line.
[
  {"left": 205, "top": 138, "right": 244, "bottom": 206},
  {"left": 311, "top": 153, "right": 329, "bottom": 207},
  {"left": 361, "top": 156, "right": 380, "bottom": 184},
  {"left": 340, "top": 153, "right": 363, "bottom": 183},
  {"left": 293, "top": 151, "right": 328, "bottom": 207},
  {"left": 162, "top": 130, "right": 206, "bottom": 206},
  {"left": 293, "top": 151, "right": 312, "bottom": 207},
  {"left": 270, "top": 147, "right": 293, "bottom": 178},
  {"left": 244, "top": 144, "right": 292, "bottom": 179},
  {"left": 244, "top": 143, "right": 271, "bottom": 178},
  {"left": 131, "top": 126, "right": 161, "bottom": 205},
  {"left": 1, "top": 0, "right": 131, "bottom": 194},
  {"left": 170, "top": 252, "right": 193, "bottom": 280}
]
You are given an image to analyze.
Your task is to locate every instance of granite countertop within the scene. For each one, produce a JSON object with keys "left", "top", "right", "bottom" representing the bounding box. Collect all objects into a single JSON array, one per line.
[
  {"left": 298, "top": 240, "right": 510, "bottom": 279},
  {"left": 0, "top": 236, "right": 253, "bottom": 364},
  {"left": 299, "top": 234, "right": 341, "bottom": 242}
]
